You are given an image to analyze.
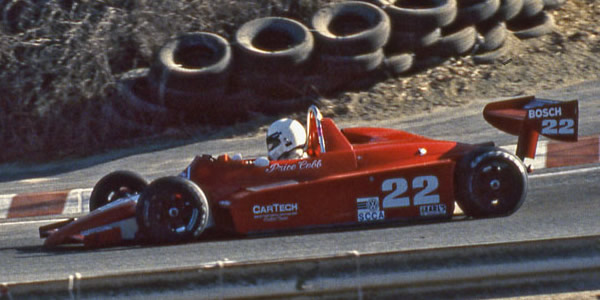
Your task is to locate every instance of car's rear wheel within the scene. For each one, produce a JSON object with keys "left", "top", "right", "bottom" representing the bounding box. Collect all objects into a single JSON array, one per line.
[
  {"left": 455, "top": 147, "right": 528, "bottom": 217},
  {"left": 89, "top": 170, "right": 148, "bottom": 211},
  {"left": 136, "top": 176, "right": 209, "bottom": 244}
]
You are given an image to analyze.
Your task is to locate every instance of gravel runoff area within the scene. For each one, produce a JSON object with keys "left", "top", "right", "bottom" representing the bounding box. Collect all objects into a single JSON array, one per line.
[{"left": 315, "top": 0, "right": 600, "bottom": 123}]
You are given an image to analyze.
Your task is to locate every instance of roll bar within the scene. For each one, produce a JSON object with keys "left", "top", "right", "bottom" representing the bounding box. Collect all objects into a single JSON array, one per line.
[{"left": 305, "top": 105, "right": 326, "bottom": 155}]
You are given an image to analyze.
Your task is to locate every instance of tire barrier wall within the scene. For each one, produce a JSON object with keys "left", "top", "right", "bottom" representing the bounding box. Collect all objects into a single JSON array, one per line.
[
  {"left": 233, "top": 17, "right": 314, "bottom": 99},
  {"left": 147, "top": 32, "right": 233, "bottom": 110},
  {"left": 308, "top": 1, "right": 390, "bottom": 92},
  {"left": 114, "top": 0, "right": 566, "bottom": 123}
]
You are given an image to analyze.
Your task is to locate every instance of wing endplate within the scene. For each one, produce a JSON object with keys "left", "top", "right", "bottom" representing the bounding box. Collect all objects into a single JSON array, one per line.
[{"left": 484, "top": 96, "right": 578, "bottom": 159}]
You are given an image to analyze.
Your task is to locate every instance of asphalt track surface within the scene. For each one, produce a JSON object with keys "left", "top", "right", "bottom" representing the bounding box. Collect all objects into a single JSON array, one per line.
[{"left": 0, "top": 81, "right": 599, "bottom": 284}]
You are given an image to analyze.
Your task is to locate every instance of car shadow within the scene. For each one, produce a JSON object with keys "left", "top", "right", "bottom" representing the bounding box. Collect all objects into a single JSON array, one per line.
[{"left": 20, "top": 214, "right": 479, "bottom": 254}]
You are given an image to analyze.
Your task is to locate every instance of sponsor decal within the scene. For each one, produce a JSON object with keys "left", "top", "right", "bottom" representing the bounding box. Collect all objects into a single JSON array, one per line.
[
  {"left": 252, "top": 203, "right": 298, "bottom": 222},
  {"left": 381, "top": 175, "right": 440, "bottom": 208},
  {"left": 265, "top": 159, "right": 322, "bottom": 173},
  {"left": 528, "top": 107, "right": 562, "bottom": 119},
  {"left": 357, "top": 197, "right": 385, "bottom": 222},
  {"left": 419, "top": 204, "right": 447, "bottom": 217},
  {"left": 541, "top": 119, "right": 575, "bottom": 135}
]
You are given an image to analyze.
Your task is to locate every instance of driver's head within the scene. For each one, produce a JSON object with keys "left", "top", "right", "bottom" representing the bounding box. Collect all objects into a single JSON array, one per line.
[{"left": 267, "top": 118, "right": 306, "bottom": 160}]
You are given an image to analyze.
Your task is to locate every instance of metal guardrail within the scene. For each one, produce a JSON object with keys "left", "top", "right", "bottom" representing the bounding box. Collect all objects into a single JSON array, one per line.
[{"left": 2, "top": 235, "right": 600, "bottom": 299}]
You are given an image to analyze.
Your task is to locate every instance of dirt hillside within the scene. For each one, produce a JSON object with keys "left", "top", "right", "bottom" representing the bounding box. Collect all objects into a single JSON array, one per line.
[{"left": 0, "top": 0, "right": 598, "bottom": 163}]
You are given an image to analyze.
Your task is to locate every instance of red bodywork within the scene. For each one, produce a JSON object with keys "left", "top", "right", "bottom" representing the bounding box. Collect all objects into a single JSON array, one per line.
[
  {"left": 188, "top": 119, "right": 471, "bottom": 235},
  {"left": 40, "top": 96, "right": 578, "bottom": 247}
]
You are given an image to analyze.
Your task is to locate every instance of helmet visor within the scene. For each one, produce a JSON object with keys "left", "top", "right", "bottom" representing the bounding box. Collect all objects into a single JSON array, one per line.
[{"left": 267, "top": 132, "right": 281, "bottom": 151}]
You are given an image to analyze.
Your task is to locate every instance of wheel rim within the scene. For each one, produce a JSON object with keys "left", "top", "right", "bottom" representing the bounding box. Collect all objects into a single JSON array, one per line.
[
  {"left": 472, "top": 159, "right": 521, "bottom": 211},
  {"left": 152, "top": 192, "right": 199, "bottom": 236}
]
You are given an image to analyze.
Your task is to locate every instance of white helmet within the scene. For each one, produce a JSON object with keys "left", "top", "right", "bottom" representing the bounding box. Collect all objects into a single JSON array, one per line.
[{"left": 267, "top": 118, "right": 306, "bottom": 160}]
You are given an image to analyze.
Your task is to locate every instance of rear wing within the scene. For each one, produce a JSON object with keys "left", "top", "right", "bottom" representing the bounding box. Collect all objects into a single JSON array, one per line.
[{"left": 483, "top": 95, "right": 578, "bottom": 160}]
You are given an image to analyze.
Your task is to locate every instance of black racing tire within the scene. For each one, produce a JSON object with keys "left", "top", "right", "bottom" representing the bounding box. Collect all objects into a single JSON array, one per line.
[
  {"left": 515, "top": 0, "right": 544, "bottom": 19},
  {"left": 147, "top": 32, "right": 232, "bottom": 108},
  {"left": 317, "top": 48, "right": 385, "bottom": 75},
  {"left": 235, "top": 16, "right": 314, "bottom": 73},
  {"left": 507, "top": 11, "right": 554, "bottom": 39},
  {"left": 136, "top": 176, "right": 209, "bottom": 244},
  {"left": 114, "top": 68, "right": 176, "bottom": 128},
  {"left": 455, "top": 147, "right": 528, "bottom": 218},
  {"left": 385, "top": 27, "right": 441, "bottom": 53},
  {"left": 455, "top": 0, "right": 501, "bottom": 25},
  {"left": 311, "top": 1, "right": 390, "bottom": 56},
  {"left": 543, "top": 0, "right": 566, "bottom": 10},
  {"left": 496, "top": 0, "right": 524, "bottom": 21},
  {"left": 116, "top": 68, "right": 170, "bottom": 115},
  {"left": 475, "top": 20, "right": 507, "bottom": 52},
  {"left": 382, "top": 0, "right": 458, "bottom": 30},
  {"left": 436, "top": 24, "right": 477, "bottom": 57},
  {"left": 383, "top": 52, "right": 414, "bottom": 75},
  {"left": 472, "top": 42, "right": 508, "bottom": 64},
  {"left": 89, "top": 170, "right": 148, "bottom": 211}
]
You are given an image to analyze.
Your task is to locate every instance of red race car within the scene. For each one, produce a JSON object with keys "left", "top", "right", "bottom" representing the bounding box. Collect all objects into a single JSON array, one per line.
[{"left": 40, "top": 95, "right": 578, "bottom": 248}]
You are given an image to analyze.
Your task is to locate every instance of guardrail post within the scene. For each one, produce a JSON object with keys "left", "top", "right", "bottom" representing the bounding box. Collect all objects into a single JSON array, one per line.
[
  {"left": 68, "top": 274, "right": 74, "bottom": 300},
  {"left": 1, "top": 283, "right": 13, "bottom": 300},
  {"left": 348, "top": 250, "right": 362, "bottom": 300},
  {"left": 68, "top": 273, "right": 81, "bottom": 300},
  {"left": 217, "top": 261, "right": 224, "bottom": 300}
]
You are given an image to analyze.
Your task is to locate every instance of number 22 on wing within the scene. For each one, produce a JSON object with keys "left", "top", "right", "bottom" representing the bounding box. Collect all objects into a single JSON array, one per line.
[
  {"left": 541, "top": 119, "right": 574, "bottom": 135},
  {"left": 381, "top": 175, "right": 440, "bottom": 208}
]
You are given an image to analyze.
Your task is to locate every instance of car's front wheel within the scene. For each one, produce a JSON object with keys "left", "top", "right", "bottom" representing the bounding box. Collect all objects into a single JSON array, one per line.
[
  {"left": 136, "top": 176, "right": 209, "bottom": 244},
  {"left": 89, "top": 170, "right": 148, "bottom": 211},
  {"left": 455, "top": 147, "right": 528, "bottom": 217}
]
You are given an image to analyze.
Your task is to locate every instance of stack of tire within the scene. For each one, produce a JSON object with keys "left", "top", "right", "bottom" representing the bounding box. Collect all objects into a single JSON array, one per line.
[
  {"left": 309, "top": 1, "right": 391, "bottom": 89},
  {"left": 145, "top": 32, "right": 233, "bottom": 123},
  {"left": 115, "top": 32, "right": 245, "bottom": 125},
  {"left": 458, "top": 0, "right": 508, "bottom": 65},
  {"left": 506, "top": 0, "right": 558, "bottom": 40},
  {"left": 232, "top": 17, "right": 314, "bottom": 99},
  {"left": 115, "top": 0, "right": 567, "bottom": 124},
  {"left": 370, "top": 0, "right": 507, "bottom": 66},
  {"left": 372, "top": 0, "right": 458, "bottom": 72}
]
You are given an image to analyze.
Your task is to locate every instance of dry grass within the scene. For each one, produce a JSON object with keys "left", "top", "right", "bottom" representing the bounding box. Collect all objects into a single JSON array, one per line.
[{"left": 0, "top": 0, "right": 334, "bottom": 163}]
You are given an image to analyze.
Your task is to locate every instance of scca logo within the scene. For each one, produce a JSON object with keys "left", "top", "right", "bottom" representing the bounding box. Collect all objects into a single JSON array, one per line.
[{"left": 528, "top": 107, "right": 562, "bottom": 119}]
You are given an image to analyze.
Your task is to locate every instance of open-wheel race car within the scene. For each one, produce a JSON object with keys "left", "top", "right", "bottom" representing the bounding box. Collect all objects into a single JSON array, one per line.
[{"left": 40, "top": 95, "right": 578, "bottom": 248}]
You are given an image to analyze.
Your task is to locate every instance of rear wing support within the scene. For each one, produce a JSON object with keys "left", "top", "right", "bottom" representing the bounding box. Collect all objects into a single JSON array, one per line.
[
  {"left": 483, "top": 95, "right": 578, "bottom": 160},
  {"left": 305, "top": 105, "right": 326, "bottom": 156}
]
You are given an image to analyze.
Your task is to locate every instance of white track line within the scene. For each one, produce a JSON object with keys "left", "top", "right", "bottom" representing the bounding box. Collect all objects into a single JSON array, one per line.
[
  {"left": 529, "top": 165, "right": 600, "bottom": 179},
  {"left": 17, "top": 177, "right": 58, "bottom": 184},
  {"left": 63, "top": 189, "right": 92, "bottom": 214},
  {"left": 0, "top": 195, "right": 15, "bottom": 219}
]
